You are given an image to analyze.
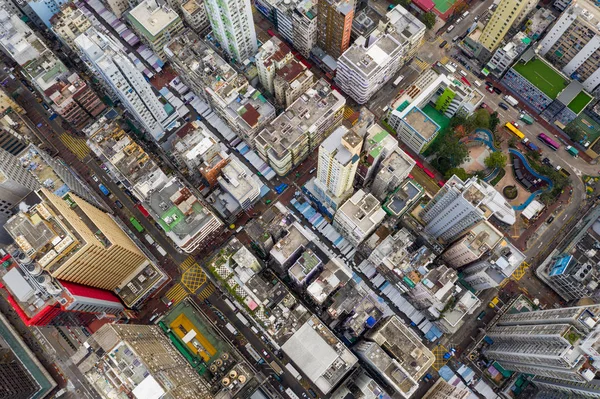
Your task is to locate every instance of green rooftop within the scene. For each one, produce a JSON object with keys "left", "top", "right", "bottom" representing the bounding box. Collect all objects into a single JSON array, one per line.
[
  {"left": 159, "top": 205, "right": 185, "bottom": 232},
  {"left": 513, "top": 58, "right": 569, "bottom": 99},
  {"left": 567, "top": 91, "right": 592, "bottom": 114}
]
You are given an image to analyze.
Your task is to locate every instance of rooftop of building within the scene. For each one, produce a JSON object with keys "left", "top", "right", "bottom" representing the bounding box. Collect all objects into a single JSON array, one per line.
[
  {"left": 289, "top": 248, "right": 322, "bottom": 282},
  {"left": 145, "top": 177, "right": 216, "bottom": 244},
  {"left": 270, "top": 222, "right": 313, "bottom": 265},
  {"left": 352, "top": 7, "right": 382, "bottom": 37},
  {"left": 442, "top": 291, "right": 481, "bottom": 327},
  {"left": 403, "top": 107, "right": 440, "bottom": 140},
  {"left": 322, "top": 0, "right": 354, "bottom": 15},
  {"left": 256, "top": 79, "right": 345, "bottom": 155},
  {"left": 128, "top": 0, "right": 181, "bottom": 38},
  {"left": 462, "top": 221, "right": 504, "bottom": 256},
  {"left": 171, "top": 122, "right": 220, "bottom": 163},
  {"left": 321, "top": 126, "right": 361, "bottom": 166},
  {"left": 385, "top": 5, "right": 426, "bottom": 41},
  {"left": 369, "top": 228, "right": 435, "bottom": 272},
  {"left": 281, "top": 315, "right": 358, "bottom": 394},
  {"left": 364, "top": 124, "right": 397, "bottom": 159},
  {"left": 217, "top": 158, "right": 261, "bottom": 203},
  {"left": 306, "top": 258, "right": 352, "bottom": 303},
  {"left": 165, "top": 30, "right": 247, "bottom": 99},
  {"left": 256, "top": 37, "right": 291, "bottom": 68},
  {"left": 340, "top": 33, "right": 403, "bottom": 76},
  {"left": 85, "top": 118, "right": 161, "bottom": 185},
  {"left": 337, "top": 190, "right": 386, "bottom": 232},
  {"left": 275, "top": 60, "right": 309, "bottom": 83},
  {"left": 182, "top": 0, "right": 202, "bottom": 14},
  {"left": 25, "top": 51, "right": 69, "bottom": 92},
  {"left": 384, "top": 180, "right": 423, "bottom": 216},
  {"left": 488, "top": 239, "right": 525, "bottom": 278},
  {"left": 449, "top": 176, "right": 516, "bottom": 225},
  {"left": 367, "top": 316, "right": 434, "bottom": 374},
  {"left": 115, "top": 262, "right": 164, "bottom": 308},
  {"left": 224, "top": 87, "right": 275, "bottom": 130},
  {"left": 377, "top": 148, "right": 415, "bottom": 182}
]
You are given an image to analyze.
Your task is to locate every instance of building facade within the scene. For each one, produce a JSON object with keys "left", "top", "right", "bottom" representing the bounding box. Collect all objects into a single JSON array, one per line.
[
  {"left": 317, "top": 0, "right": 355, "bottom": 59},
  {"left": 273, "top": 60, "right": 314, "bottom": 107},
  {"left": 256, "top": 37, "right": 294, "bottom": 94},
  {"left": 370, "top": 148, "right": 415, "bottom": 201},
  {"left": 478, "top": 0, "right": 538, "bottom": 51},
  {"left": 204, "top": 0, "right": 257, "bottom": 62},
  {"left": 76, "top": 28, "right": 174, "bottom": 140}
]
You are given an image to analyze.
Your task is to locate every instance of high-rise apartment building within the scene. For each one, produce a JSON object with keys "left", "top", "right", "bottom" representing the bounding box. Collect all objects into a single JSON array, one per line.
[
  {"left": 333, "top": 190, "right": 386, "bottom": 246},
  {"left": 0, "top": 10, "right": 105, "bottom": 129},
  {"left": 50, "top": 3, "right": 92, "bottom": 50},
  {"left": 370, "top": 148, "right": 415, "bottom": 201},
  {"left": 335, "top": 5, "right": 425, "bottom": 104},
  {"left": 292, "top": 0, "right": 318, "bottom": 58},
  {"left": 75, "top": 28, "right": 175, "bottom": 140},
  {"left": 0, "top": 312, "right": 56, "bottom": 398},
  {"left": 355, "top": 316, "right": 434, "bottom": 398},
  {"left": 72, "top": 324, "right": 212, "bottom": 399},
  {"left": 178, "top": 0, "right": 209, "bottom": 33},
  {"left": 442, "top": 221, "right": 504, "bottom": 268},
  {"left": 24, "top": 0, "right": 70, "bottom": 27},
  {"left": 204, "top": 0, "right": 257, "bottom": 62},
  {"left": 478, "top": 0, "right": 538, "bottom": 51},
  {"left": 273, "top": 60, "right": 315, "bottom": 107},
  {"left": 101, "top": 0, "right": 137, "bottom": 17},
  {"left": 317, "top": 0, "right": 355, "bottom": 59},
  {"left": 420, "top": 175, "right": 515, "bottom": 242},
  {"left": 127, "top": 0, "right": 184, "bottom": 62},
  {"left": 256, "top": 37, "right": 294, "bottom": 94},
  {"left": 255, "top": 79, "right": 345, "bottom": 175},
  {"left": 460, "top": 240, "right": 525, "bottom": 290},
  {"left": 538, "top": 0, "right": 600, "bottom": 92},
  {"left": 0, "top": 149, "right": 40, "bottom": 207},
  {"left": 312, "top": 126, "right": 362, "bottom": 211},
  {"left": 3, "top": 188, "right": 165, "bottom": 307},
  {"left": 484, "top": 303, "right": 600, "bottom": 383}
]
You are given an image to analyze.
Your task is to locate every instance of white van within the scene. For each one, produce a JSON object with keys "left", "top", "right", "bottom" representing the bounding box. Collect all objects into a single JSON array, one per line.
[
  {"left": 462, "top": 11, "right": 469, "bottom": 17},
  {"left": 474, "top": 80, "right": 482, "bottom": 87},
  {"left": 446, "top": 25, "right": 455, "bottom": 33},
  {"left": 460, "top": 70, "right": 468, "bottom": 77}
]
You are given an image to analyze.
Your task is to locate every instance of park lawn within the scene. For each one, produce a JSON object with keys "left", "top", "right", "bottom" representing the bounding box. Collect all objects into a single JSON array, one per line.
[
  {"left": 567, "top": 91, "right": 592, "bottom": 114},
  {"left": 513, "top": 59, "right": 568, "bottom": 99}
]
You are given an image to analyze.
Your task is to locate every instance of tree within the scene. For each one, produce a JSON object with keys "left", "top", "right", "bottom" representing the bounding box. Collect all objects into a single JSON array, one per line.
[
  {"left": 434, "top": 137, "right": 468, "bottom": 174},
  {"left": 394, "top": 0, "right": 411, "bottom": 7},
  {"left": 469, "top": 109, "right": 491, "bottom": 130},
  {"left": 420, "top": 12, "right": 437, "bottom": 29},
  {"left": 564, "top": 125, "right": 585, "bottom": 143},
  {"left": 444, "top": 167, "right": 469, "bottom": 180},
  {"left": 484, "top": 151, "right": 507, "bottom": 170},
  {"left": 489, "top": 112, "right": 500, "bottom": 132}
]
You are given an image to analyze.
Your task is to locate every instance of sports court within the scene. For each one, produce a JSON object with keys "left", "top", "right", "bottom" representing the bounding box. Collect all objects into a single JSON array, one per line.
[
  {"left": 512, "top": 59, "right": 568, "bottom": 99},
  {"left": 569, "top": 113, "right": 600, "bottom": 144},
  {"left": 567, "top": 92, "right": 592, "bottom": 114},
  {"left": 433, "top": 0, "right": 456, "bottom": 13}
]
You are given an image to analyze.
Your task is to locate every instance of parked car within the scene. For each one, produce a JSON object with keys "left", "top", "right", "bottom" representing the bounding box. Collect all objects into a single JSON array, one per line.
[
  {"left": 91, "top": 174, "right": 99, "bottom": 182},
  {"left": 446, "top": 24, "right": 455, "bottom": 33},
  {"left": 439, "top": 40, "right": 447, "bottom": 48},
  {"left": 261, "top": 349, "right": 270, "bottom": 359},
  {"left": 543, "top": 157, "right": 551, "bottom": 165},
  {"left": 114, "top": 200, "right": 123, "bottom": 209},
  {"left": 487, "top": 86, "right": 494, "bottom": 93},
  {"left": 477, "top": 311, "right": 486, "bottom": 320},
  {"left": 547, "top": 216, "right": 555, "bottom": 224},
  {"left": 309, "top": 167, "right": 316, "bottom": 174},
  {"left": 498, "top": 102, "right": 509, "bottom": 110},
  {"left": 493, "top": 87, "right": 502, "bottom": 94}
]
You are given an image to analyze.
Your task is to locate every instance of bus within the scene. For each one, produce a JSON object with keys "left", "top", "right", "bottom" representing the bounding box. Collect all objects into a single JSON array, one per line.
[
  {"left": 270, "top": 361, "right": 284, "bottom": 375},
  {"left": 505, "top": 122, "right": 525, "bottom": 140},
  {"left": 245, "top": 343, "right": 262, "bottom": 362},
  {"left": 423, "top": 168, "right": 435, "bottom": 179},
  {"left": 129, "top": 217, "right": 144, "bottom": 233},
  {"left": 538, "top": 133, "right": 560, "bottom": 150}
]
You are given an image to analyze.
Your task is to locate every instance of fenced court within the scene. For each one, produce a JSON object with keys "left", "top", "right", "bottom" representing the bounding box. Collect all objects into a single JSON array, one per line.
[
  {"left": 512, "top": 59, "right": 568, "bottom": 99},
  {"left": 433, "top": 0, "right": 455, "bottom": 13}
]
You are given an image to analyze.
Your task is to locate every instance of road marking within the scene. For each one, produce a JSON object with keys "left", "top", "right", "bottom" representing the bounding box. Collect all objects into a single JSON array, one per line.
[
  {"left": 181, "top": 264, "right": 206, "bottom": 292},
  {"left": 198, "top": 282, "right": 216, "bottom": 300},
  {"left": 59, "top": 133, "right": 90, "bottom": 160},
  {"left": 164, "top": 283, "right": 189, "bottom": 305}
]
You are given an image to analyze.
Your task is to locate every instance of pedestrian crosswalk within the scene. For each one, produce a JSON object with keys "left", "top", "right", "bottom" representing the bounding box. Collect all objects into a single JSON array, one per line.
[
  {"left": 164, "top": 283, "right": 189, "bottom": 305},
  {"left": 180, "top": 256, "right": 196, "bottom": 271},
  {"left": 343, "top": 106, "right": 355, "bottom": 120},
  {"left": 440, "top": 56, "right": 449, "bottom": 65},
  {"left": 59, "top": 133, "right": 90, "bottom": 160},
  {"left": 197, "top": 282, "right": 216, "bottom": 300},
  {"left": 412, "top": 58, "right": 430, "bottom": 72}
]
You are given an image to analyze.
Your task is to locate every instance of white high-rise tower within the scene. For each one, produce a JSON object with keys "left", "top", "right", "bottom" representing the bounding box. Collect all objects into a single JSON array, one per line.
[
  {"left": 204, "top": 0, "right": 257, "bottom": 62},
  {"left": 74, "top": 28, "right": 175, "bottom": 140}
]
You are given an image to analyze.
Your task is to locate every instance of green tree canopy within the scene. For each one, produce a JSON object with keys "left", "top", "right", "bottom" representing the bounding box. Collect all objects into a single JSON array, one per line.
[
  {"left": 444, "top": 167, "right": 469, "bottom": 180},
  {"left": 564, "top": 125, "right": 585, "bottom": 143},
  {"left": 433, "top": 137, "right": 468, "bottom": 174},
  {"left": 484, "top": 151, "right": 507, "bottom": 170},
  {"left": 489, "top": 112, "right": 500, "bottom": 132},
  {"left": 469, "top": 109, "right": 491, "bottom": 130},
  {"left": 420, "top": 12, "right": 437, "bottom": 29}
]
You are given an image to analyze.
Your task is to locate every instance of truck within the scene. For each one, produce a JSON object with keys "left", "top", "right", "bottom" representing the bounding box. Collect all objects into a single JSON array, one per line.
[
  {"left": 270, "top": 361, "right": 284, "bottom": 375},
  {"left": 503, "top": 95, "right": 518, "bottom": 107},
  {"left": 522, "top": 139, "right": 541, "bottom": 153},
  {"left": 237, "top": 313, "right": 250, "bottom": 326},
  {"left": 144, "top": 234, "right": 155, "bottom": 245},
  {"left": 225, "top": 323, "right": 238, "bottom": 335},
  {"left": 155, "top": 245, "right": 167, "bottom": 257},
  {"left": 98, "top": 183, "right": 111, "bottom": 196},
  {"left": 566, "top": 145, "right": 579, "bottom": 157},
  {"left": 285, "top": 388, "right": 299, "bottom": 399},
  {"left": 519, "top": 113, "right": 534, "bottom": 125},
  {"left": 285, "top": 363, "right": 302, "bottom": 380}
]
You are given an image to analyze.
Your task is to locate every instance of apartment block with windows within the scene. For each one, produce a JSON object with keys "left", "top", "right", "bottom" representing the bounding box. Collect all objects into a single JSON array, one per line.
[
  {"left": 204, "top": 0, "right": 257, "bottom": 62},
  {"left": 255, "top": 79, "right": 345, "bottom": 176},
  {"left": 317, "top": 0, "right": 355, "bottom": 59},
  {"left": 478, "top": 0, "right": 538, "bottom": 51}
]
